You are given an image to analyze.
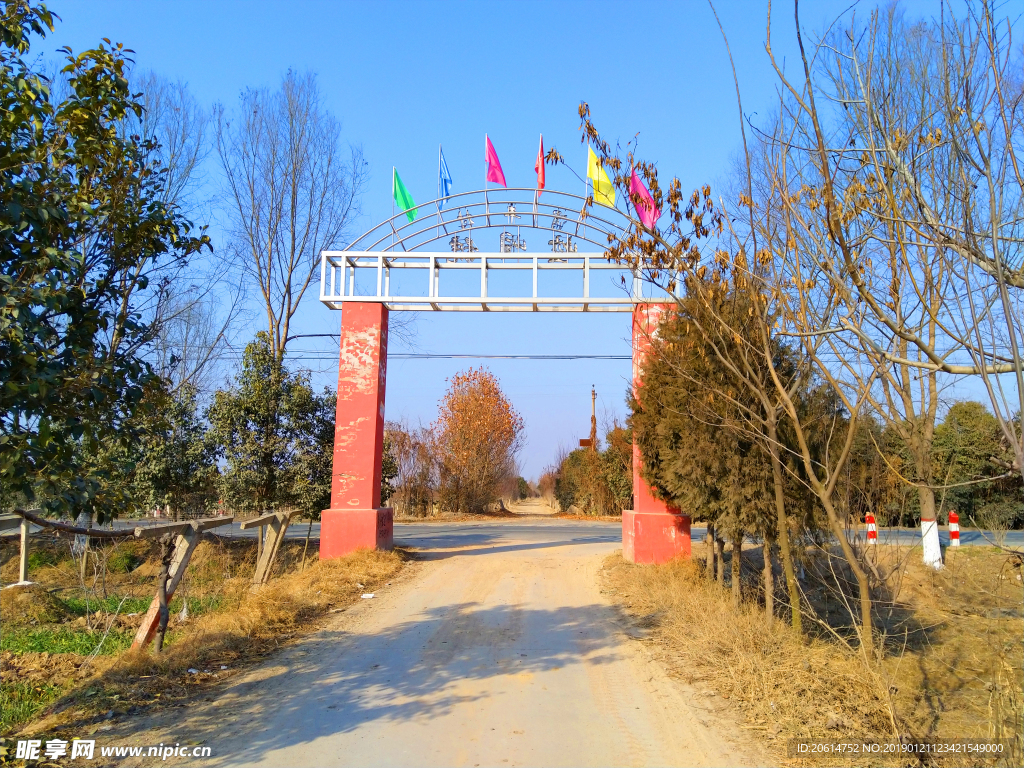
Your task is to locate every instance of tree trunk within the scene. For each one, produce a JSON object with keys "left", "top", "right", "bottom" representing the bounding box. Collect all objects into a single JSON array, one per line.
[
  {"left": 767, "top": 418, "right": 801, "bottom": 632},
  {"left": 821, "top": 495, "right": 873, "bottom": 653},
  {"left": 731, "top": 531, "right": 742, "bottom": 608},
  {"left": 153, "top": 535, "right": 174, "bottom": 653},
  {"left": 716, "top": 537, "right": 725, "bottom": 586},
  {"left": 763, "top": 534, "right": 774, "bottom": 625},
  {"left": 917, "top": 482, "right": 943, "bottom": 569},
  {"left": 706, "top": 523, "right": 716, "bottom": 580}
]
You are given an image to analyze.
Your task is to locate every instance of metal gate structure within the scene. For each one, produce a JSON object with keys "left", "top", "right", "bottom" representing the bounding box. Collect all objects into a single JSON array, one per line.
[{"left": 318, "top": 188, "right": 690, "bottom": 563}]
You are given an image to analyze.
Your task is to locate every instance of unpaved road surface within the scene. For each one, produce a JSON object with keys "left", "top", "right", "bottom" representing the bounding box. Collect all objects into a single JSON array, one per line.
[{"left": 113, "top": 517, "right": 761, "bottom": 767}]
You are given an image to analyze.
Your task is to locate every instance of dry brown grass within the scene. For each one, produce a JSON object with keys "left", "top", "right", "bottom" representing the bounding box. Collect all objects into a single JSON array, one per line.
[
  {"left": 602, "top": 543, "right": 1023, "bottom": 767},
  {"left": 2, "top": 535, "right": 406, "bottom": 736}
]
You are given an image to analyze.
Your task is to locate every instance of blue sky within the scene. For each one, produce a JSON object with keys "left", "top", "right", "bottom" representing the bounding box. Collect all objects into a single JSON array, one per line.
[{"left": 46, "top": 0, "right": 942, "bottom": 479}]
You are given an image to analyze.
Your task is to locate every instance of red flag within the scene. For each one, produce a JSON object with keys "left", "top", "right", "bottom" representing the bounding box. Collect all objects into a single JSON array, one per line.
[
  {"left": 630, "top": 168, "right": 661, "bottom": 229},
  {"left": 535, "top": 134, "right": 545, "bottom": 196},
  {"left": 485, "top": 135, "right": 506, "bottom": 187}
]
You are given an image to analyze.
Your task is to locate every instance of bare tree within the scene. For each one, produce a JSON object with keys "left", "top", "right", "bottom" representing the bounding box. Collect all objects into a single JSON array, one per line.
[
  {"left": 761, "top": 1, "right": 1023, "bottom": 490},
  {"left": 581, "top": 87, "right": 884, "bottom": 648},
  {"left": 116, "top": 71, "right": 239, "bottom": 393},
  {"left": 150, "top": 282, "right": 242, "bottom": 394},
  {"left": 216, "top": 70, "right": 366, "bottom": 363},
  {"left": 386, "top": 420, "right": 439, "bottom": 517},
  {"left": 124, "top": 71, "right": 210, "bottom": 215}
]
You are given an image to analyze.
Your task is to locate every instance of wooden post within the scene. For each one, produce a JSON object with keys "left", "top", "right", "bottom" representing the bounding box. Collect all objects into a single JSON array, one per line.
[
  {"left": 153, "top": 535, "right": 174, "bottom": 653},
  {"left": 0, "top": 515, "right": 28, "bottom": 584},
  {"left": 130, "top": 516, "right": 233, "bottom": 651},
  {"left": 242, "top": 511, "right": 298, "bottom": 586},
  {"left": 19, "top": 516, "right": 30, "bottom": 583}
]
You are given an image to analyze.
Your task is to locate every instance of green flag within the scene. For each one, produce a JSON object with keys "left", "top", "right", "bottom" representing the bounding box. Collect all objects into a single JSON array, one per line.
[{"left": 393, "top": 168, "right": 416, "bottom": 223}]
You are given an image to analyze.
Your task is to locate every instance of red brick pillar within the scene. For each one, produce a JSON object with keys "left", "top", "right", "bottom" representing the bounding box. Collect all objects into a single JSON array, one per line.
[
  {"left": 622, "top": 303, "right": 691, "bottom": 563},
  {"left": 320, "top": 302, "right": 394, "bottom": 559}
]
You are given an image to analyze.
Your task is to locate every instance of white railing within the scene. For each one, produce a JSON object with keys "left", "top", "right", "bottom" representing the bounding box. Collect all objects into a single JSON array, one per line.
[{"left": 319, "top": 251, "right": 647, "bottom": 312}]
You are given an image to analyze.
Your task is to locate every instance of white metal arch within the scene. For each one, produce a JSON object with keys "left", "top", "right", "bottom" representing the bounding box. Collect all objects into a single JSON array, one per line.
[{"left": 320, "top": 187, "right": 668, "bottom": 312}]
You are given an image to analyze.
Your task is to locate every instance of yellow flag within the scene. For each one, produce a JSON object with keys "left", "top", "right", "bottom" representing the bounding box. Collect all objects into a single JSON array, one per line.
[{"left": 586, "top": 146, "right": 616, "bottom": 207}]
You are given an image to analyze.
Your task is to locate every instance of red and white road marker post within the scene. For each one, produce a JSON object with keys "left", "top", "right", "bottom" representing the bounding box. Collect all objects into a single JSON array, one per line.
[{"left": 865, "top": 513, "right": 877, "bottom": 545}]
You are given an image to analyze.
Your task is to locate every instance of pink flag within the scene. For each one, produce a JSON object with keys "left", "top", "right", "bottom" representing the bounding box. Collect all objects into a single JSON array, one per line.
[
  {"left": 535, "top": 134, "right": 545, "bottom": 196},
  {"left": 630, "top": 169, "right": 661, "bottom": 229},
  {"left": 485, "top": 135, "right": 507, "bottom": 187}
]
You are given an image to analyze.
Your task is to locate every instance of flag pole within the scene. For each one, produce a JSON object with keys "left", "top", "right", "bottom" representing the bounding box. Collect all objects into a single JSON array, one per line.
[
  {"left": 392, "top": 166, "right": 395, "bottom": 251},
  {"left": 584, "top": 143, "right": 589, "bottom": 244},
  {"left": 437, "top": 145, "right": 440, "bottom": 241}
]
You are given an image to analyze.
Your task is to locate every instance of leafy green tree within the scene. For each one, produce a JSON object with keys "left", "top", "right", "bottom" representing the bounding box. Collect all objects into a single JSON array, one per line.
[
  {"left": 131, "top": 384, "right": 218, "bottom": 519},
  {"left": 933, "top": 401, "right": 1023, "bottom": 528},
  {"left": 207, "top": 332, "right": 333, "bottom": 514},
  {"left": 0, "top": 2, "right": 209, "bottom": 520},
  {"left": 554, "top": 449, "right": 594, "bottom": 512},
  {"left": 289, "top": 384, "right": 336, "bottom": 520}
]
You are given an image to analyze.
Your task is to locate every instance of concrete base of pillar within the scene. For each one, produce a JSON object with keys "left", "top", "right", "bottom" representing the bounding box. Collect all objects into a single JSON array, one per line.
[
  {"left": 622, "top": 510, "right": 691, "bottom": 564},
  {"left": 320, "top": 508, "right": 394, "bottom": 560}
]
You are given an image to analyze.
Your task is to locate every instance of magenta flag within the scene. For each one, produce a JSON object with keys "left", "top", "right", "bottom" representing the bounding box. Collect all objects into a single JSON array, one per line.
[
  {"left": 630, "top": 169, "right": 661, "bottom": 229},
  {"left": 485, "top": 135, "right": 507, "bottom": 187},
  {"left": 535, "top": 134, "right": 545, "bottom": 196}
]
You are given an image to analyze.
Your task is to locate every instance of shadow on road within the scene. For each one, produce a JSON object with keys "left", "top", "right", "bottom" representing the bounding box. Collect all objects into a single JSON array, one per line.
[
  {"left": 405, "top": 536, "right": 618, "bottom": 561},
  {"left": 397, "top": 532, "right": 620, "bottom": 561},
  {"left": 110, "top": 601, "right": 623, "bottom": 764}
]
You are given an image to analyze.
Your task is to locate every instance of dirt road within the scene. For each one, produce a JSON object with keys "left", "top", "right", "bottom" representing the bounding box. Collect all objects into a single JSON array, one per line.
[{"left": 114, "top": 515, "right": 759, "bottom": 767}]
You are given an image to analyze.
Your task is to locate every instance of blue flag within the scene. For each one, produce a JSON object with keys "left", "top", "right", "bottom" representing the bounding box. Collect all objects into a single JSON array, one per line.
[{"left": 439, "top": 146, "right": 453, "bottom": 208}]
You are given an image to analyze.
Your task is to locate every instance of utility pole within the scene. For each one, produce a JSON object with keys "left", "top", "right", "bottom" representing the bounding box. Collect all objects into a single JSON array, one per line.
[{"left": 589, "top": 386, "right": 597, "bottom": 453}]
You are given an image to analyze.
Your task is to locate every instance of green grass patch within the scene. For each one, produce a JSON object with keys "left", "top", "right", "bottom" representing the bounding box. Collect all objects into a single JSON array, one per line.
[
  {"left": 60, "top": 594, "right": 153, "bottom": 616},
  {"left": 26, "top": 549, "right": 61, "bottom": 569},
  {"left": 59, "top": 593, "right": 224, "bottom": 618},
  {"left": 107, "top": 550, "right": 143, "bottom": 573},
  {"left": 0, "top": 681, "right": 66, "bottom": 733},
  {"left": 0, "top": 626, "right": 134, "bottom": 656}
]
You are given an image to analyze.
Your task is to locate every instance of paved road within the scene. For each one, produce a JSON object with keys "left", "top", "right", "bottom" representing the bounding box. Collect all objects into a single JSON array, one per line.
[
  {"left": 6, "top": 514, "right": 1021, "bottom": 550},
  {"left": 112, "top": 518, "right": 758, "bottom": 767},
  {"left": 8, "top": 516, "right": 1021, "bottom": 548},
  {"left": 393, "top": 521, "right": 1024, "bottom": 549}
]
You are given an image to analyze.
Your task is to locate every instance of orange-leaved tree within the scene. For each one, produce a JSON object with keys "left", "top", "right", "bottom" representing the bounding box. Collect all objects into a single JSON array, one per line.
[{"left": 434, "top": 368, "right": 525, "bottom": 514}]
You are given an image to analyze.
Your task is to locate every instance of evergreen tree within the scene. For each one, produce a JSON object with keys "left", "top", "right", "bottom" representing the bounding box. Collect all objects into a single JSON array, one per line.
[
  {"left": 0, "top": 2, "right": 209, "bottom": 519},
  {"left": 207, "top": 332, "right": 332, "bottom": 514},
  {"left": 933, "top": 402, "right": 1023, "bottom": 528},
  {"left": 132, "top": 384, "right": 217, "bottom": 519}
]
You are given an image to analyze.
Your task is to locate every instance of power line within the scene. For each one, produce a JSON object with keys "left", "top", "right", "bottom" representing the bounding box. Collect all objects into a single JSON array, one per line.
[
  {"left": 390, "top": 354, "right": 630, "bottom": 360},
  {"left": 222, "top": 352, "right": 631, "bottom": 361},
  {"left": 284, "top": 335, "right": 631, "bottom": 360}
]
